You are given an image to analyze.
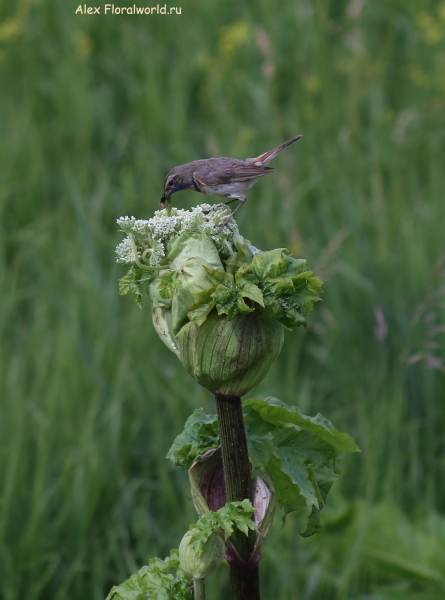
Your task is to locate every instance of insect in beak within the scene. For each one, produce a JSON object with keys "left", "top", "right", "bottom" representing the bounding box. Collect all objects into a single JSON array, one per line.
[{"left": 160, "top": 191, "right": 170, "bottom": 208}]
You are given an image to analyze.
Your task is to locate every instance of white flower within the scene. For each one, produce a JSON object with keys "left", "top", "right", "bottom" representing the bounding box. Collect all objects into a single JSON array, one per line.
[
  {"left": 116, "top": 204, "right": 236, "bottom": 265},
  {"left": 115, "top": 236, "right": 137, "bottom": 263}
]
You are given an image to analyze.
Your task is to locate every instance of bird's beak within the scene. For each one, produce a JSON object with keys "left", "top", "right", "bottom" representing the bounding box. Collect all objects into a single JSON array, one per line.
[{"left": 160, "top": 190, "right": 170, "bottom": 208}]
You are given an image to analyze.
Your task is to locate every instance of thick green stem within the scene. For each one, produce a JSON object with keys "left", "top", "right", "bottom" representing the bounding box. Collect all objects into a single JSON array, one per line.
[
  {"left": 193, "top": 578, "right": 206, "bottom": 600},
  {"left": 215, "top": 394, "right": 260, "bottom": 600}
]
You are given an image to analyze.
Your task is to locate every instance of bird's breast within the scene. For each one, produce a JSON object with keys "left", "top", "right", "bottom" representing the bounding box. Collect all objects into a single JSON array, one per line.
[{"left": 172, "top": 181, "right": 200, "bottom": 194}]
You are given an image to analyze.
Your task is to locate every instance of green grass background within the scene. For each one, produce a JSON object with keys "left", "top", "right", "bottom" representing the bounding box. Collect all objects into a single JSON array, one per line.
[{"left": 1, "top": 0, "right": 445, "bottom": 598}]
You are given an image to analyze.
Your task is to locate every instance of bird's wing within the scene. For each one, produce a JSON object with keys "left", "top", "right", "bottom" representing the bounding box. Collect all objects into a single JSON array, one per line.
[{"left": 193, "top": 160, "right": 275, "bottom": 187}]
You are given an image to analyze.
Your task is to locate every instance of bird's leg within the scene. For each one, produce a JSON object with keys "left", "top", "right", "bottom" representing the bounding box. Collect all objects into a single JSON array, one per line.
[
  {"left": 217, "top": 194, "right": 246, "bottom": 229},
  {"left": 224, "top": 198, "right": 238, "bottom": 205}
]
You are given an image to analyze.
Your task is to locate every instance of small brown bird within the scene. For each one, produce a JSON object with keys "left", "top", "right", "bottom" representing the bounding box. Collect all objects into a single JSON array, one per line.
[{"left": 160, "top": 135, "right": 302, "bottom": 226}]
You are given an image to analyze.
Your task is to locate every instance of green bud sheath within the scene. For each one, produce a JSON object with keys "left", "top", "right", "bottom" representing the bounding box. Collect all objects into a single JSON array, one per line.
[
  {"left": 179, "top": 530, "right": 225, "bottom": 579},
  {"left": 176, "top": 309, "right": 284, "bottom": 397}
]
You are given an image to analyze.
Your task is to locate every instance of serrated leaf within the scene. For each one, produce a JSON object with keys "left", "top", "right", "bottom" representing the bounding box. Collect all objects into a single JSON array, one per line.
[
  {"left": 285, "top": 256, "right": 312, "bottom": 278},
  {"left": 204, "top": 267, "right": 264, "bottom": 319},
  {"left": 187, "top": 291, "right": 216, "bottom": 326},
  {"left": 248, "top": 248, "right": 290, "bottom": 279},
  {"left": 119, "top": 266, "right": 145, "bottom": 308},
  {"left": 263, "top": 295, "right": 308, "bottom": 329},
  {"left": 166, "top": 409, "right": 219, "bottom": 470},
  {"left": 237, "top": 249, "right": 323, "bottom": 328},
  {"left": 225, "top": 235, "right": 255, "bottom": 271},
  {"left": 157, "top": 270, "right": 182, "bottom": 300},
  {"left": 244, "top": 404, "right": 278, "bottom": 468},
  {"left": 244, "top": 397, "right": 360, "bottom": 453},
  {"left": 187, "top": 501, "right": 257, "bottom": 554},
  {"left": 106, "top": 550, "right": 192, "bottom": 600},
  {"left": 243, "top": 396, "right": 359, "bottom": 537},
  {"left": 300, "top": 505, "right": 323, "bottom": 538},
  {"left": 235, "top": 276, "right": 265, "bottom": 308},
  {"left": 274, "top": 428, "right": 338, "bottom": 508},
  {"left": 204, "top": 267, "right": 232, "bottom": 287},
  {"left": 266, "top": 455, "right": 307, "bottom": 516}
]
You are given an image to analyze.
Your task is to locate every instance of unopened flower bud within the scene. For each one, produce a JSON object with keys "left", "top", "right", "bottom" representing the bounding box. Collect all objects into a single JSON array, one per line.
[
  {"left": 179, "top": 529, "right": 225, "bottom": 579},
  {"left": 176, "top": 310, "right": 284, "bottom": 397}
]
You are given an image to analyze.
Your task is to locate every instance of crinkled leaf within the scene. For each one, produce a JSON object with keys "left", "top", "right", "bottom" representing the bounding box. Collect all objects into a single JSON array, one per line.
[
  {"left": 204, "top": 267, "right": 233, "bottom": 288},
  {"left": 166, "top": 409, "right": 219, "bottom": 470},
  {"left": 234, "top": 273, "right": 265, "bottom": 307},
  {"left": 237, "top": 249, "right": 323, "bottom": 328},
  {"left": 117, "top": 208, "right": 323, "bottom": 328},
  {"left": 158, "top": 270, "right": 182, "bottom": 300},
  {"left": 262, "top": 294, "right": 308, "bottom": 329},
  {"left": 245, "top": 421, "right": 339, "bottom": 517},
  {"left": 247, "top": 248, "right": 290, "bottom": 280},
  {"left": 106, "top": 550, "right": 192, "bottom": 600},
  {"left": 244, "top": 397, "right": 360, "bottom": 453},
  {"left": 244, "top": 404, "right": 278, "bottom": 469},
  {"left": 243, "top": 397, "right": 359, "bottom": 537},
  {"left": 187, "top": 289, "right": 216, "bottom": 326},
  {"left": 274, "top": 428, "right": 339, "bottom": 508},
  {"left": 266, "top": 455, "right": 307, "bottom": 516},
  {"left": 301, "top": 505, "right": 323, "bottom": 538},
  {"left": 204, "top": 267, "right": 264, "bottom": 320},
  {"left": 119, "top": 266, "right": 157, "bottom": 308},
  {"left": 170, "top": 401, "right": 358, "bottom": 538},
  {"left": 225, "top": 234, "right": 255, "bottom": 272},
  {"left": 188, "top": 501, "right": 257, "bottom": 554}
]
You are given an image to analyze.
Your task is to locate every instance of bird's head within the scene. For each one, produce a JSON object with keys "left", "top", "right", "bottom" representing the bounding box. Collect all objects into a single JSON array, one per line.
[{"left": 160, "top": 167, "right": 186, "bottom": 208}]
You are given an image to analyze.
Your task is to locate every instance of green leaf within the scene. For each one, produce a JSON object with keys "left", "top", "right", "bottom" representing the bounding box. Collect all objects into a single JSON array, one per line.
[
  {"left": 244, "top": 397, "right": 360, "bottom": 453},
  {"left": 300, "top": 505, "right": 323, "bottom": 538},
  {"left": 166, "top": 409, "right": 219, "bottom": 470},
  {"left": 119, "top": 266, "right": 157, "bottom": 308},
  {"left": 237, "top": 249, "right": 323, "bottom": 329},
  {"left": 262, "top": 294, "right": 308, "bottom": 329},
  {"left": 266, "top": 455, "right": 307, "bottom": 516},
  {"left": 171, "top": 257, "right": 219, "bottom": 333},
  {"left": 234, "top": 274, "right": 265, "bottom": 307},
  {"left": 247, "top": 248, "right": 290, "bottom": 280},
  {"left": 167, "top": 231, "right": 224, "bottom": 271},
  {"left": 169, "top": 398, "right": 359, "bottom": 540},
  {"left": 243, "top": 396, "right": 359, "bottom": 536},
  {"left": 106, "top": 550, "right": 192, "bottom": 600},
  {"left": 187, "top": 290, "right": 216, "bottom": 326},
  {"left": 244, "top": 404, "right": 278, "bottom": 469},
  {"left": 188, "top": 501, "right": 257, "bottom": 554},
  {"left": 225, "top": 234, "right": 255, "bottom": 271},
  {"left": 157, "top": 270, "right": 182, "bottom": 300},
  {"left": 171, "top": 287, "right": 196, "bottom": 335},
  {"left": 149, "top": 278, "right": 173, "bottom": 309},
  {"left": 274, "top": 428, "right": 338, "bottom": 508},
  {"left": 204, "top": 267, "right": 264, "bottom": 320}
]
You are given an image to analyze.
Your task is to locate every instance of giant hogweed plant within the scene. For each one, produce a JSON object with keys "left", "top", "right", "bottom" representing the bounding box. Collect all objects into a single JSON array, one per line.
[{"left": 109, "top": 204, "right": 359, "bottom": 600}]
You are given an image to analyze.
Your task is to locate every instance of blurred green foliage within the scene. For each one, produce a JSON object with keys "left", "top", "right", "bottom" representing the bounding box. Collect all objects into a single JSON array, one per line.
[{"left": 0, "top": 0, "right": 444, "bottom": 598}]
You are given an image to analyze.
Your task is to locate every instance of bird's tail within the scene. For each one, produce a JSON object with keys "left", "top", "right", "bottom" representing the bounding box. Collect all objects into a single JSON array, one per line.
[{"left": 250, "top": 135, "right": 302, "bottom": 167}]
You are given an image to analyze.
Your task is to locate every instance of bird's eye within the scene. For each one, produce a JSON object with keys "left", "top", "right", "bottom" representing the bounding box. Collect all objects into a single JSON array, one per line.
[{"left": 168, "top": 178, "right": 174, "bottom": 187}]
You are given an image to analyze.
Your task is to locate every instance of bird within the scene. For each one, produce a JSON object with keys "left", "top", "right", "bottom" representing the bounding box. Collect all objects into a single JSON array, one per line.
[{"left": 160, "top": 135, "right": 302, "bottom": 227}]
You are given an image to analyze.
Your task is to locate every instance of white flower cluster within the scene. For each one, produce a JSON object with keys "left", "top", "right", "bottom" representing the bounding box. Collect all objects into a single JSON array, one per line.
[
  {"left": 115, "top": 236, "right": 138, "bottom": 264},
  {"left": 115, "top": 204, "right": 236, "bottom": 266}
]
